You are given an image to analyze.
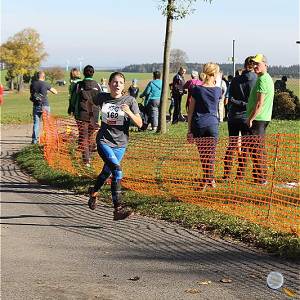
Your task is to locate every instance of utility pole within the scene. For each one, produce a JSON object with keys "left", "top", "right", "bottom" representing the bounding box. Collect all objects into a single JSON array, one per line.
[
  {"left": 66, "top": 60, "right": 70, "bottom": 72},
  {"left": 232, "top": 39, "right": 235, "bottom": 76}
]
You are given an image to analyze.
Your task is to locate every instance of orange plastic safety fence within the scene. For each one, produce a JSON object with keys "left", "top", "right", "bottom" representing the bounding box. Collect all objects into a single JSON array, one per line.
[{"left": 41, "top": 114, "right": 300, "bottom": 235}]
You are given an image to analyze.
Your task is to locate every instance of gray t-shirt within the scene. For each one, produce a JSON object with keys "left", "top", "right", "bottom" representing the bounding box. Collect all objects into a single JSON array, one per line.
[{"left": 93, "top": 93, "right": 140, "bottom": 147}]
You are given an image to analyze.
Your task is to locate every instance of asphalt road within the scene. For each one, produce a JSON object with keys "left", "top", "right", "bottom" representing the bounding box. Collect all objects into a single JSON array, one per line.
[{"left": 1, "top": 124, "right": 299, "bottom": 300}]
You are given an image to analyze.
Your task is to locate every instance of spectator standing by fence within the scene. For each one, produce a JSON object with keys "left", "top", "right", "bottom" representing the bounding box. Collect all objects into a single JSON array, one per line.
[
  {"left": 224, "top": 74, "right": 233, "bottom": 120},
  {"left": 128, "top": 79, "right": 139, "bottom": 99},
  {"left": 274, "top": 76, "right": 287, "bottom": 92},
  {"left": 183, "top": 70, "right": 203, "bottom": 113},
  {"left": 223, "top": 56, "right": 257, "bottom": 180},
  {"left": 67, "top": 68, "right": 81, "bottom": 115},
  {"left": 0, "top": 83, "right": 4, "bottom": 105},
  {"left": 30, "top": 71, "right": 58, "bottom": 144},
  {"left": 139, "top": 71, "right": 162, "bottom": 131},
  {"left": 87, "top": 72, "right": 142, "bottom": 220},
  {"left": 246, "top": 54, "right": 274, "bottom": 185},
  {"left": 70, "top": 65, "right": 102, "bottom": 166},
  {"left": 100, "top": 78, "right": 109, "bottom": 93},
  {"left": 217, "top": 74, "right": 227, "bottom": 122},
  {"left": 187, "top": 63, "right": 222, "bottom": 191},
  {"left": 172, "top": 67, "right": 186, "bottom": 124}
]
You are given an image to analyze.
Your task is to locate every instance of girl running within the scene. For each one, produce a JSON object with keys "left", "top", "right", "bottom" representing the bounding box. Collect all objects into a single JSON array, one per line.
[{"left": 87, "top": 72, "right": 142, "bottom": 220}]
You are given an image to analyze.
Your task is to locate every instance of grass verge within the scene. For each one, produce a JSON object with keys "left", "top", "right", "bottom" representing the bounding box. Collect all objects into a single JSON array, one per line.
[{"left": 15, "top": 144, "right": 300, "bottom": 260}]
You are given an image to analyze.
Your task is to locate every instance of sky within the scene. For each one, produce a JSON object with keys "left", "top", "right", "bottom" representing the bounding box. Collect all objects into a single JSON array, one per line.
[{"left": 1, "top": 0, "right": 299, "bottom": 68}]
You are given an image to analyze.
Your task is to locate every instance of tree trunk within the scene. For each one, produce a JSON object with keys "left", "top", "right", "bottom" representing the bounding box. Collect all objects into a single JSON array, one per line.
[
  {"left": 9, "top": 79, "right": 14, "bottom": 91},
  {"left": 158, "top": 0, "right": 173, "bottom": 134},
  {"left": 17, "top": 74, "right": 24, "bottom": 92}
]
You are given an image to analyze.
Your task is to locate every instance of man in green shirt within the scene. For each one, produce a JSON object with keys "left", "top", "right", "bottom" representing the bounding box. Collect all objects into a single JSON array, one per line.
[{"left": 246, "top": 54, "right": 274, "bottom": 184}]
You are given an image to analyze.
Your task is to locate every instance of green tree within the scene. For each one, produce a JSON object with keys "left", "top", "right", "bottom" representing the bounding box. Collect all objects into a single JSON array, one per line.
[
  {"left": 158, "top": 0, "right": 211, "bottom": 134},
  {"left": 0, "top": 28, "right": 48, "bottom": 91}
]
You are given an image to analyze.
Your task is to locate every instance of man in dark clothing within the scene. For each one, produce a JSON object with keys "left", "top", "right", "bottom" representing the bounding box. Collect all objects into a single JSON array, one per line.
[
  {"left": 171, "top": 67, "right": 186, "bottom": 124},
  {"left": 128, "top": 79, "right": 139, "bottom": 99},
  {"left": 223, "top": 57, "right": 257, "bottom": 180},
  {"left": 274, "top": 76, "right": 287, "bottom": 92},
  {"left": 30, "top": 71, "right": 57, "bottom": 144}
]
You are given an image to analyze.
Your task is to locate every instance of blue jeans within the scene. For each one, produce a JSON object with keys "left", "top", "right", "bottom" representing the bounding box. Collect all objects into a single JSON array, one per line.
[
  {"left": 94, "top": 143, "right": 126, "bottom": 206},
  {"left": 224, "top": 117, "right": 251, "bottom": 178},
  {"left": 32, "top": 105, "right": 50, "bottom": 144},
  {"left": 148, "top": 99, "right": 160, "bottom": 128}
]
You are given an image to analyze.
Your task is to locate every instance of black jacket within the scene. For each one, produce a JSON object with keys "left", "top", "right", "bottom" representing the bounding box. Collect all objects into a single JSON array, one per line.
[{"left": 228, "top": 71, "right": 257, "bottom": 119}]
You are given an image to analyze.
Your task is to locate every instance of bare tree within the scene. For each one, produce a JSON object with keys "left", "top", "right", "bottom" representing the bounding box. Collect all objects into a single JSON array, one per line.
[
  {"left": 170, "top": 48, "right": 188, "bottom": 73},
  {"left": 158, "top": 0, "right": 211, "bottom": 134}
]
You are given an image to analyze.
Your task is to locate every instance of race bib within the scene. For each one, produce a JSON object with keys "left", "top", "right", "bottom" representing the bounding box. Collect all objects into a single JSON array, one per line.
[{"left": 101, "top": 103, "right": 125, "bottom": 126}]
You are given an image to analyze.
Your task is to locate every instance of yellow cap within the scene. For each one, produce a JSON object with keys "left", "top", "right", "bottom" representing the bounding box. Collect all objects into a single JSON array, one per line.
[{"left": 251, "top": 54, "right": 268, "bottom": 64}]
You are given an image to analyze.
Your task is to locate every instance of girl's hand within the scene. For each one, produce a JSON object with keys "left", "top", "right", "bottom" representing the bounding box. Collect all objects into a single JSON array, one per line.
[
  {"left": 121, "top": 104, "right": 131, "bottom": 115},
  {"left": 187, "top": 132, "right": 194, "bottom": 144}
]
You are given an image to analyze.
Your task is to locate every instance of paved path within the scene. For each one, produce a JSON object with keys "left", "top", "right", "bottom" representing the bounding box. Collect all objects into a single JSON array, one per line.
[{"left": 1, "top": 124, "right": 299, "bottom": 300}]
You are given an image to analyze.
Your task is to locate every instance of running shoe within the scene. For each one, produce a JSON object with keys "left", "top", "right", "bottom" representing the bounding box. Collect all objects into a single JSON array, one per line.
[
  {"left": 199, "top": 179, "right": 216, "bottom": 191},
  {"left": 88, "top": 187, "right": 97, "bottom": 210},
  {"left": 113, "top": 205, "right": 133, "bottom": 221}
]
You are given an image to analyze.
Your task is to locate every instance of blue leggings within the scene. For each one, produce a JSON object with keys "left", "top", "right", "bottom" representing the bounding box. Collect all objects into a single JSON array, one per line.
[{"left": 93, "top": 143, "right": 126, "bottom": 206}]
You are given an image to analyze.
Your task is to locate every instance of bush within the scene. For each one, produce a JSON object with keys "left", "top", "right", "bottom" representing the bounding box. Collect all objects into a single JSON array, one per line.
[{"left": 273, "top": 89, "right": 300, "bottom": 120}]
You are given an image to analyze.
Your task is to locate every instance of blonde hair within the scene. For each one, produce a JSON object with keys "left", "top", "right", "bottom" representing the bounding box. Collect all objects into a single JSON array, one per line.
[{"left": 200, "top": 63, "right": 220, "bottom": 84}]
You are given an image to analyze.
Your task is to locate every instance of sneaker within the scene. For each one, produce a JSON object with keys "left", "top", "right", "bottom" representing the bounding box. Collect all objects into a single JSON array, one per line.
[
  {"left": 199, "top": 179, "right": 216, "bottom": 191},
  {"left": 221, "top": 176, "right": 230, "bottom": 182},
  {"left": 196, "top": 179, "right": 216, "bottom": 192},
  {"left": 254, "top": 179, "right": 268, "bottom": 185},
  {"left": 209, "top": 180, "right": 216, "bottom": 188},
  {"left": 113, "top": 205, "right": 133, "bottom": 221},
  {"left": 88, "top": 187, "right": 97, "bottom": 210}
]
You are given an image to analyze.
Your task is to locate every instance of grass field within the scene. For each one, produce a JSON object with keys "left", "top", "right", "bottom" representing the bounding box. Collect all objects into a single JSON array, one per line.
[{"left": 1, "top": 69, "right": 300, "bottom": 130}]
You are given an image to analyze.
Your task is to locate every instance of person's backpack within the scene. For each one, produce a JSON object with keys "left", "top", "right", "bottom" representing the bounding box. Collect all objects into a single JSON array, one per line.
[
  {"left": 72, "top": 79, "right": 101, "bottom": 120},
  {"left": 30, "top": 92, "right": 45, "bottom": 105}
]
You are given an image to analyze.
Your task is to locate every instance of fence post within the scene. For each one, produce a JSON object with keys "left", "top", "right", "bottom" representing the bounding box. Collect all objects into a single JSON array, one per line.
[{"left": 267, "top": 133, "right": 280, "bottom": 220}]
